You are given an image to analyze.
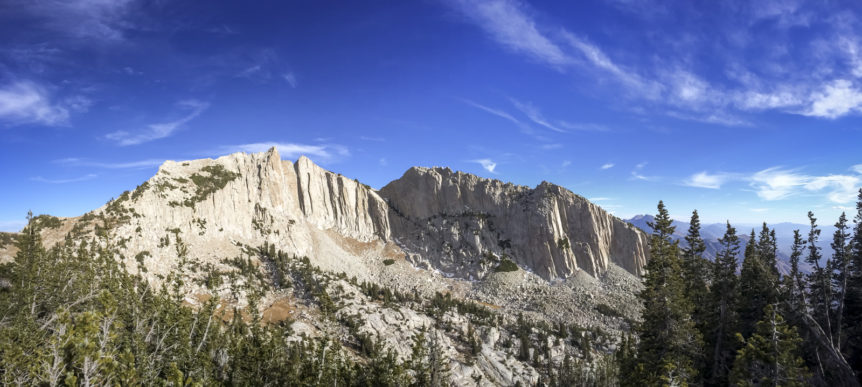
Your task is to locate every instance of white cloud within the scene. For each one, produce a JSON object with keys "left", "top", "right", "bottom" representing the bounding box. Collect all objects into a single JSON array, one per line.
[
  {"left": 630, "top": 162, "right": 658, "bottom": 181},
  {"left": 449, "top": 0, "right": 571, "bottom": 69},
  {"left": 589, "top": 197, "right": 612, "bottom": 201},
  {"left": 448, "top": 0, "right": 862, "bottom": 121},
  {"left": 510, "top": 99, "right": 566, "bottom": 133},
  {"left": 471, "top": 158, "right": 498, "bottom": 173},
  {"left": 283, "top": 72, "right": 297, "bottom": 88},
  {"left": 17, "top": 0, "right": 136, "bottom": 42},
  {"left": 217, "top": 142, "right": 350, "bottom": 163},
  {"left": 106, "top": 100, "right": 209, "bottom": 146},
  {"left": 0, "top": 81, "right": 89, "bottom": 126},
  {"left": 31, "top": 173, "right": 98, "bottom": 184},
  {"left": 561, "top": 160, "right": 571, "bottom": 167},
  {"left": 803, "top": 80, "right": 862, "bottom": 119},
  {"left": 749, "top": 167, "right": 808, "bottom": 200},
  {"left": 557, "top": 121, "right": 610, "bottom": 132},
  {"left": 55, "top": 158, "right": 163, "bottom": 169},
  {"left": 748, "top": 167, "right": 862, "bottom": 203},
  {"left": 460, "top": 99, "right": 533, "bottom": 134},
  {"left": 805, "top": 175, "right": 861, "bottom": 203},
  {"left": 379, "top": 158, "right": 387, "bottom": 166},
  {"left": 600, "top": 163, "right": 615, "bottom": 170},
  {"left": 684, "top": 171, "right": 738, "bottom": 189}
]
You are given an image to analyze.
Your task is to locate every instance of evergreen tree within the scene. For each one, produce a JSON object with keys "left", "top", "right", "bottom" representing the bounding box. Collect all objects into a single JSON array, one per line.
[
  {"left": 805, "top": 212, "right": 834, "bottom": 345},
  {"left": 844, "top": 189, "right": 862, "bottom": 378},
  {"left": 781, "top": 230, "right": 807, "bottom": 317},
  {"left": 730, "top": 305, "right": 811, "bottom": 386},
  {"left": 634, "top": 201, "right": 703, "bottom": 385},
  {"left": 832, "top": 212, "right": 851, "bottom": 352},
  {"left": 681, "top": 211, "right": 711, "bottom": 343},
  {"left": 706, "top": 221, "right": 741, "bottom": 386},
  {"left": 738, "top": 224, "right": 780, "bottom": 340}
]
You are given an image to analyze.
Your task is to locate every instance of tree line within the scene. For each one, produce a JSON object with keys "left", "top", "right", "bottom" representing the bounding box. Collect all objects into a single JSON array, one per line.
[{"left": 619, "top": 190, "right": 862, "bottom": 386}]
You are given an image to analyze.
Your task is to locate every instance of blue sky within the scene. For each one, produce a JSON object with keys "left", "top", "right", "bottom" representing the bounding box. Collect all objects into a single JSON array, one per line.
[{"left": 2, "top": 0, "right": 862, "bottom": 231}]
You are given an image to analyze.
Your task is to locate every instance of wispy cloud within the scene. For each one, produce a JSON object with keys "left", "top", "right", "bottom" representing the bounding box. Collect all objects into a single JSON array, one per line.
[
  {"left": 509, "top": 99, "right": 566, "bottom": 133},
  {"left": 448, "top": 0, "right": 570, "bottom": 69},
  {"left": 106, "top": 100, "right": 209, "bottom": 146},
  {"left": 802, "top": 80, "right": 862, "bottom": 119},
  {"left": 0, "top": 80, "right": 89, "bottom": 126},
  {"left": 15, "top": 0, "right": 137, "bottom": 42},
  {"left": 630, "top": 162, "right": 657, "bottom": 181},
  {"left": 557, "top": 121, "right": 611, "bottom": 132},
  {"left": 460, "top": 98, "right": 532, "bottom": 133},
  {"left": 448, "top": 0, "right": 862, "bottom": 121},
  {"left": 31, "top": 173, "right": 98, "bottom": 184},
  {"left": 686, "top": 165, "right": 862, "bottom": 204},
  {"left": 216, "top": 142, "right": 350, "bottom": 163},
  {"left": 600, "top": 163, "right": 615, "bottom": 170},
  {"left": 283, "top": 72, "right": 297, "bottom": 88},
  {"left": 589, "top": 197, "right": 612, "bottom": 202},
  {"left": 471, "top": 158, "right": 498, "bottom": 173},
  {"left": 54, "top": 158, "right": 164, "bottom": 169},
  {"left": 684, "top": 171, "right": 740, "bottom": 189}
]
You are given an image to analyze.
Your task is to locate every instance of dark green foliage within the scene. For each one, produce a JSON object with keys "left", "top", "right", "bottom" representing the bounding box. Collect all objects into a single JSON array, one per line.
[
  {"left": 495, "top": 258, "right": 519, "bottom": 272},
  {"left": 737, "top": 224, "right": 780, "bottom": 340},
  {"left": 595, "top": 303, "right": 624, "bottom": 319},
  {"left": 730, "top": 305, "right": 810, "bottom": 386},
  {"left": 556, "top": 237, "right": 570, "bottom": 250},
  {"left": 706, "top": 221, "right": 741, "bottom": 386},
  {"left": 630, "top": 201, "right": 703, "bottom": 385},
  {"left": 805, "top": 212, "right": 835, "bottom": 345},
  {"left": 0, "top": 217, "right": 419, "bottom": 386},
  {"left": 681, "top": 210, "right": 712, "bottom": 359},
  {"left": 185, "top": 165, "right": 241, "bottom": 206},
  {"left": 31, "top": 214, "right": 61, "bottom": 229},
  {"left": 846, "top": 189, "right": 862, "bottom": 379},
  {"left": 383, "top": 258, "right": 395, "bottom": 266},
  {"left": 0, "top": 232, "right": 18, "bottom": 248}
]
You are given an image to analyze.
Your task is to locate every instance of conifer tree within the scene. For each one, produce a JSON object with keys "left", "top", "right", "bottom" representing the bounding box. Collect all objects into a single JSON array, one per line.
[
  {"left": 634, "top": 201, "right": 703, "bottom": 385},
  {"left": 831, "top": 212, "right": 851, "bottom": 351},
  {"left": 682, "top": 211, "right": 711, "bottom": 331},
  {"left": 844, "top": 189, "right": 862, "bottom": 376},
  {"left": 706, "top": 221, "right": 741, "bottom": 386},
  {"left": 781, "top": 230, "right": 807, "bottom": 316},
  {"left": 738, "top": 224, "right": 779, "bottom": 340},
  {"left": 730, "top": 305, "right": 810, "bottom": 386},
  {"left": 805, "top": 212, "right": 834, "bottom": 345}
]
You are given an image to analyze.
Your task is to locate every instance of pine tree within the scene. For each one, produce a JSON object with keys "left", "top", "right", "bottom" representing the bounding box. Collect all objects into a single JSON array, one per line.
[
  {"left": 730, "top": 305, "right": 811, "bottom": 386},
  {"left": 738, "top": 224, "right": 780, "bottom": 340},
  {"left": 634, "top": 201, "right": 703, "bottom": 385},
  {"left": 681, "top": 211, "right": 711, "bottom": 332},
  {"left": 831, "top": 212, "right": 851, "bottom": 352},
  {"left": 805, "top": 212, "right": 834, "bottom": 345},
  {"left": 706, "top": 221, "right": 741, "bottom": 386},
  {"left": 844, "top": 189, "right": 862, "bottom": 377},
  {"left": 781, "top": 230, "right": 807, "bottom": 317}
]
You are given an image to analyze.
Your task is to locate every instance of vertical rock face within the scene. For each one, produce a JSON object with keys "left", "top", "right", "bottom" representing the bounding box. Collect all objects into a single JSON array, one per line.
[
  {"left": 35, "top": 148, "right": 647, "bottom": 282},
  {"left": 379, "top": 166, "right": 648, "bottom": 280}
]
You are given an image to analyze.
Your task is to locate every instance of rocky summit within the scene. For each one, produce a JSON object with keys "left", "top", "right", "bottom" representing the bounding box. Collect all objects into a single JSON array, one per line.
[
  {"left": 31, "top": 147, "right": 647, "bottom": 282},
  {"left": 1, "top": 147, "right": 650, "bottom": 386}
]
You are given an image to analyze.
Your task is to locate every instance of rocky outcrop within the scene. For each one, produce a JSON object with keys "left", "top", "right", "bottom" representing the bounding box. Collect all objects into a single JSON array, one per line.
[
  {"left": 380, "top": 167, "right": 648, "bottom": 280},
  {"left": 36, "top": 147, "right": 647, "bottom": 282}
]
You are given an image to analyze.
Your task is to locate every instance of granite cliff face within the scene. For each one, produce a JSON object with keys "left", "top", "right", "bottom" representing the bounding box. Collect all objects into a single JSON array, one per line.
[
  {"left": 9, "top": 147, "right": 650, "bottom": 386},
  {"left": 379, "top": 166, "right": 648, "bottom": 280},
  {"left": 32, "top": 147, "right": 647, "bottom": 282}
]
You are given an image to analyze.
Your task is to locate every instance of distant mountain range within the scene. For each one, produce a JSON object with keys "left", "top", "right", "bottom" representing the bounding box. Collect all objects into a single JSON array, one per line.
[{"left": 624, "top": 214, "right": 841, "bottom": 274}]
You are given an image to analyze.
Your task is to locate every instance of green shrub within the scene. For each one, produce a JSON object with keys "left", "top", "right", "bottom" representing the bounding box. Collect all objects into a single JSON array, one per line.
[
  {"left": 495, "top": 258, "right": 519, "bottom": 272},
  {"left": 383, "top": 259, "right": 395, "bottom": 266}
]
